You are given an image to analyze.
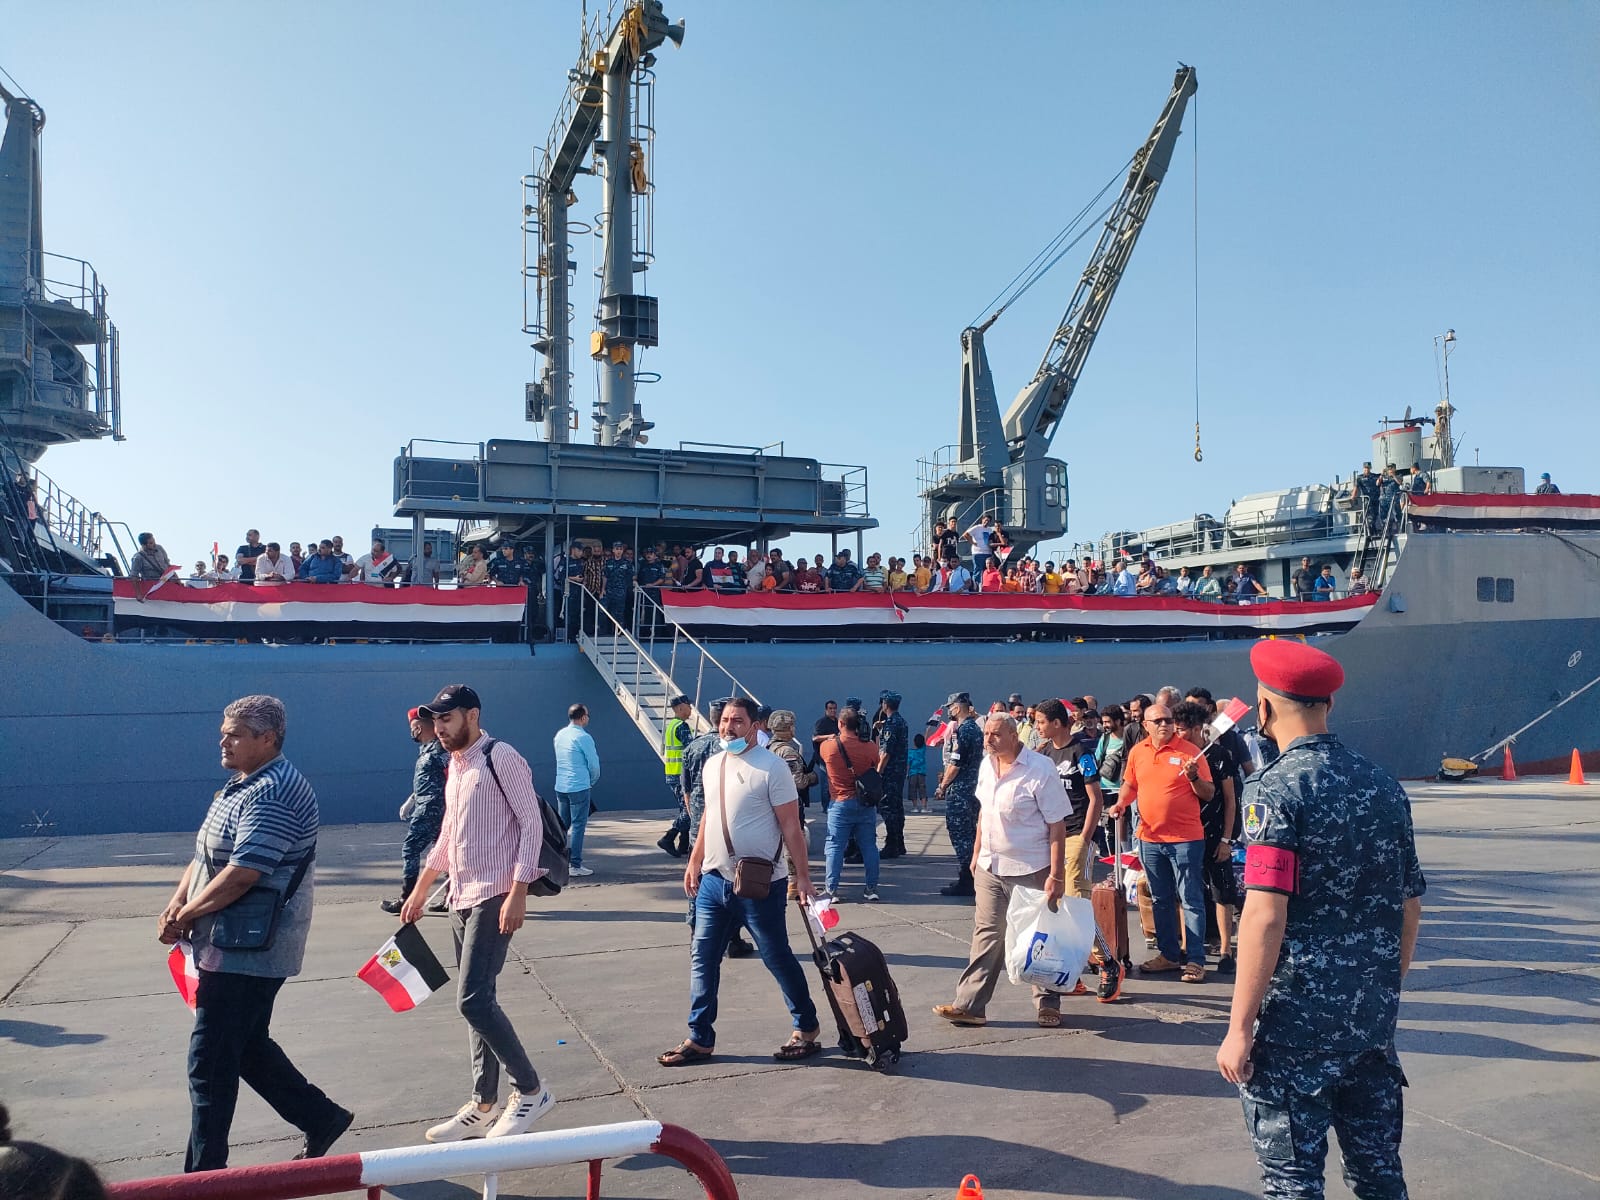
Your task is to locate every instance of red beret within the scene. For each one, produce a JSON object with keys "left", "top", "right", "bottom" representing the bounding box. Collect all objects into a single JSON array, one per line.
[
  {"left": 406, "top": 707, "right": 422, "bottom": 721},
  {"left": 1250, "top": 639, "right": 1345, "bottom": 703}
]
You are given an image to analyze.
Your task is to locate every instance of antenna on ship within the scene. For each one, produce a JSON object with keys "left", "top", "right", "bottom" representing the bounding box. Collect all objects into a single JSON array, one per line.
[{"left": 1432, "top": 328, "right": 1457, "bottom": 468}]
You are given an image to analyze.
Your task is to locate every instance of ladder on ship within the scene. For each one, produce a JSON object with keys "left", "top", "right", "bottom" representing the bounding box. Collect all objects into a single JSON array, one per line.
[{"left": 568, "top": 587, "right": 763, "bottom": 762}]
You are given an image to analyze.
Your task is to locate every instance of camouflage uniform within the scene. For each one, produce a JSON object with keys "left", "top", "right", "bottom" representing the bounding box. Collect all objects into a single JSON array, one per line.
[
  {"left": 601, "top": 554, "right": 634, "bottom": 614},
  {"left": 876, "top": 708, "right": 909, "bottom": 855},
  {"left": 942, "top": 716, "right": 983, "bottom": 865},
  {"left": 401, "top": 739, "right": 449, "bottom": 891},
  {"left": 1238, "top": 732, "right": 1426, "bottom": 1200}
]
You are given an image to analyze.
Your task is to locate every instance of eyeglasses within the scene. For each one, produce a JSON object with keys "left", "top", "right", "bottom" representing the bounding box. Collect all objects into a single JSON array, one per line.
[{"left": 1146, "top": 717, "right": 1176, "bottom": 726}]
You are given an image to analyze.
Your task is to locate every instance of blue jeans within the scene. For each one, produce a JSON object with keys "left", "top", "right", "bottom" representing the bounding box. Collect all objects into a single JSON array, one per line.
[
  {"left": 1140, "top": 838, "right": 1208, "bottom": 966},
  {"left": 825, "top": 796, "right": 880, "bottom": 892},
  {"left": 556, "top": 789, "right": 591, "bottom": 869},
  {"left": 687, "top": 871, "right": 817, "bottom": 1048}
]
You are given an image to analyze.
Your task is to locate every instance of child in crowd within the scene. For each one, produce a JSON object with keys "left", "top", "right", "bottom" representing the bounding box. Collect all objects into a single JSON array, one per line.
[{"left": 907, "top": 733, "right": 928, "bottom": 811}]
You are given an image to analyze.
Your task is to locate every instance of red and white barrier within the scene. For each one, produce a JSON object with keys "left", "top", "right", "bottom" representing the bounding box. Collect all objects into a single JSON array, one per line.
[{"left": 107, "top": 1120, "right": 738, "bottom": 1200}]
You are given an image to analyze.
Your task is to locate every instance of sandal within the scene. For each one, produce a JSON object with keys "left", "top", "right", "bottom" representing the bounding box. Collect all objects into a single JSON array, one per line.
[
  {"left": 1036, "top": 1009, "right": 1062, "bottom": 1028},
  {"left": 1180, "top": 963, "right": 1206, "bottom": 984},
  {"left": 773, "top": 1031, "right": 823, "bottom": 1061},
  {"left": 657, "top": 1040, "right": 714, "bottom": 1067}
]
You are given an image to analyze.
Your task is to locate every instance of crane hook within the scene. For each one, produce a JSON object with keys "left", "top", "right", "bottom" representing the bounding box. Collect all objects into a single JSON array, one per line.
[{"left": 1194, "top": 422, "right": 1203, "bottom": 463}]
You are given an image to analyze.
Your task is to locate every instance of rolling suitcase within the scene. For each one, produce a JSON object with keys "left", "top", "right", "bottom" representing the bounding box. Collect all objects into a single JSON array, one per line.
[
  {"left": 797, "top": 900, "right": 907, "bottom": 1069},
  {"left": 1092, "top": 813, "right": 1133, "bottom": 970}
]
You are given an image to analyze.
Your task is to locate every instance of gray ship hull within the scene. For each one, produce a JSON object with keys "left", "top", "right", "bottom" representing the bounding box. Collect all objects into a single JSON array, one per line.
[{"left": 4, "top": 528, "right": 1597, "bottom": 837}]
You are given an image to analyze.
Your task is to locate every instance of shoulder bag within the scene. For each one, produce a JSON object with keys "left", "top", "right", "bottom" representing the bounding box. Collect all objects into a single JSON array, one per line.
[
  {"left": 719, "top": 755, "right": 782, "bottom": 899},
  {"left": 833, "top": 734, "right": 885, "bottom": 807},
  {"left": 209, "top": 850, "right": 315, "bottom": 952}
]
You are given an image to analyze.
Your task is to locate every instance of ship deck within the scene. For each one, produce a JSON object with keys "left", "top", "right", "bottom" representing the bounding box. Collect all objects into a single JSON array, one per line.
[{"left": 3, "top": 779, "right": 1597, "bottom": 1198}]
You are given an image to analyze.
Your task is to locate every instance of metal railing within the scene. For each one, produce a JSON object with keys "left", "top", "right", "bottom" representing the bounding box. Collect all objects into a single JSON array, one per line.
[{"left": 107, "top": 1118, "right": 739, "bottom": 1200}]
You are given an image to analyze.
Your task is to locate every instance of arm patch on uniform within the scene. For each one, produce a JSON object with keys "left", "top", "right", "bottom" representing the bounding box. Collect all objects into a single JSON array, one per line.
[{"left": 1244, "top": 843, "right": 1297, "bottom": 893}]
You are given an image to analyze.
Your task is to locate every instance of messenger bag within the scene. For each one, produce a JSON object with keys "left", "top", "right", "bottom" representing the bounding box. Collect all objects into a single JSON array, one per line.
[{"left": 718, "top": 755, "right": 782, "bottom": 900}]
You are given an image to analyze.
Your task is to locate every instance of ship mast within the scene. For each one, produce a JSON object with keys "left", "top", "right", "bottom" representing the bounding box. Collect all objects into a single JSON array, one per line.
[{"left": 1433, "top": 327, "right": 1457, "bottom": 468}]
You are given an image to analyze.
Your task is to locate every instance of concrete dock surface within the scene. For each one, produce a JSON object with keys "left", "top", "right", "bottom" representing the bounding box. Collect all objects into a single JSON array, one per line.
[{"left": 2, "top": 777, "right": 1596, "bottom": 1199}]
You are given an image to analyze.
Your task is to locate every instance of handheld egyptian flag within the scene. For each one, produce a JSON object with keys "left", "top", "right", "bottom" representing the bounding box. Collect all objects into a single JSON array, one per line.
[
  {"left": 925, "top": 709, "right": 950, "bottom": 746},
  {"left": 1097, "top": 851, "right": 1143, "bottom": 872},
  {"left": 1207, "top": 698, "right": 1251, "bottom": 742},
  {"left": 358, "top": 922, "right": 449, "bottom": 1012},
  {"left": 168, "top": 940, "right": 199, "bottom": 1009}
]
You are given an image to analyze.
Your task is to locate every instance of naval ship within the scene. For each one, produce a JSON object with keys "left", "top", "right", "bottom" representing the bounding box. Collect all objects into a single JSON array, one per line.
[{"left": 3, "top": 9, "right": 1597, "bottom": 837}]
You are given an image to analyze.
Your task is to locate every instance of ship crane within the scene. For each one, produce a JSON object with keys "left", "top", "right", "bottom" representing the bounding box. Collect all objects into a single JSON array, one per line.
[{"left": 921, "top": 66, "right": 1197, "bottom": 557}]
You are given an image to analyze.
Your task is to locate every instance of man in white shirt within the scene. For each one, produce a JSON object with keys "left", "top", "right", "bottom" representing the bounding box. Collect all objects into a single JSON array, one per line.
[
  {"left": 933, "top": 713, "right": 1070, "bottom": 1029},
  {"left": 352, "top": 539, "right": 400, "bottom": 585},
  {"left": 206, "top": 555, "right": 239, "bottom": 583},
  {"left": 254, "top": 542, "right": 295, "bottom": 584},
  {"left": 659, "top": 697, "right": 821, "bottom": 1068},
  {"left": 963, "top": 516, "right": 996, "bottom": 575},
  {"left": 1113, "top": 559, "right": 1140, "bottom": 597}
]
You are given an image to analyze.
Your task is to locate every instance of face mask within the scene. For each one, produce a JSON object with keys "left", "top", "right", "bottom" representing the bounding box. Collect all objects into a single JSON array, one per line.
[{"left": 720, "top": 737, "right": 749, "bottom": 755}]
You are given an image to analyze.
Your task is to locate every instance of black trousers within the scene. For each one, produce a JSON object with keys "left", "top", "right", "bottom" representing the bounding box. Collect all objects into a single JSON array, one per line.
[{"left": 186, "top": 969, "right": 342, "bottom": 1172}]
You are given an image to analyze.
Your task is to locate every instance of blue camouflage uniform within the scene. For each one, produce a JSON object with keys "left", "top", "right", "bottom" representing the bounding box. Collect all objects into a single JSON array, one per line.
[
  {"left": 1238, "top": 732, "right": 1426, "bottom": 1200},
  {"left": 825, "top": 560, "right": 863, "bottom": 592},
  {"left": 601, "top": 553, "right": 634, "bottom": 612},
  {"left": 487, "top": 551, "right": 523, "bottom": 586},
  {"left": 941, "top": 716, "right": 983, "bottom": 866},
  {"left": 876, "top": 707, "right": 909, "bottom": 855},
  {"left": 401, "top": 738, "right": 449, "bottom": 889}
]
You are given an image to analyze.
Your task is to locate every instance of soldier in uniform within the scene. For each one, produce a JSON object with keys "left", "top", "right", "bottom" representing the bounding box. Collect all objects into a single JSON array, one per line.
[
  {"left": 656, "top": 694, "right": 693, "bottom": 858},
  {"left": 875, "top": 691, "right": 910, "bottom": 858},
  {"left": 635, "top": 545, "right": 669, "bottom": 630},
  {"left": 601, "top": 540, "right": 634, "bottom": 617},
  {"left": 1218, "top": 640, "right": 1425, "bottom": 1200},
  {"left": 681, "top": 698, "right": 753, "bottom": 958},
  {"left": 381, "top": 706, "right": 449, "bottom": 914},
  {"left": 488, "top": 542, "right": 523, "bottom": 587},
  {"left": 933, "top": 692, "right": 983, "bottom": 897}
]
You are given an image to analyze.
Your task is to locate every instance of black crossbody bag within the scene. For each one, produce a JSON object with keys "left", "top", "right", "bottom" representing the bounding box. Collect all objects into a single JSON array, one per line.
[
  {"left": 834, "top": 735, "right": 885, "bottom": 807},
  {"left": 209, "top": 850, "right": 315, "bottom": 952}
]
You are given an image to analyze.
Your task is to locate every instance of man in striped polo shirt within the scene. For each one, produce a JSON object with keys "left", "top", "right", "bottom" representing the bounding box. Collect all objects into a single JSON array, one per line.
[
  {"left": 401, "top": 684, "right": 555, "bottom": 1142},
  {"left": 157, "top": 694, "right": 352, "bottom": 1172}
]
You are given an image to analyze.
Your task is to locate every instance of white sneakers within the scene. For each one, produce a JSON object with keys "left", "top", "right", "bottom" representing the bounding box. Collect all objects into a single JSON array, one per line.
[
  {"left": 570, "top": 866, "right": 594, "bottom": 877},
  {"left": 425, "top": 1101, "right": 499, "bottom": 1143},
  {"left": 487, "top": 1087, "right": 556, "bottom": 1137},
  {"left": 426, "top": 1088, "right": 555, "bottom": 1142}
]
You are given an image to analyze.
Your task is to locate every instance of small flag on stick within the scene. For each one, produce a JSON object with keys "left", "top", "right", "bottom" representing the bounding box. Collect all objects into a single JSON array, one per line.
[
  {"left": 358, "top": 922, "right": 449, "bottom": 1012},
  {"left": 168, "top": 940, "right": 199, "bottom": 1009},
  {"left": 925, "top": 709, "right": 950, "bottom": 746},
  {"left": 1207, "top": 697, "right": 1251, "bottom": 742}
]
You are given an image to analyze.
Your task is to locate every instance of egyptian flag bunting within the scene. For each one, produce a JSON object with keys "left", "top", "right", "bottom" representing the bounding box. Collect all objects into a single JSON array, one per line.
[
  {"left": 358, "top": 922, "right": 449, "bottom": 1012},
  {"left": 168, "top": 940, "right": 199, "bottom": 1009}
]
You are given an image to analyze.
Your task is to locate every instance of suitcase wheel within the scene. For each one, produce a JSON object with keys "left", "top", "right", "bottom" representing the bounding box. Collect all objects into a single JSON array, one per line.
[{"left": 867, "top": 1044, "right": 901, "bottom": 1071}]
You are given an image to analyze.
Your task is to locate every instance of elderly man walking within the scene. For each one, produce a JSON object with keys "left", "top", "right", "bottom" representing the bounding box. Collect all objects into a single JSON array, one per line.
[
  {"left": 1109, "top": 700, "right": 1214, "bottom": 983},
  {"left": 401, "top": 685, "right": 554, "bottom": 1142},
  {"left": 933, "top": 713, "right": 1072, "bottom": 1029},
  {"left": 553, "top": 703, "right": 600, "bottom": 877},
  {"left": 157, "top": 695, "right": 352, "bottom": 1171}
]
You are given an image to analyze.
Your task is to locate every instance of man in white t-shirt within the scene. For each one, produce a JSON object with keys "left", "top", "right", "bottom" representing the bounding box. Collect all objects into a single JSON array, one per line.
[
  {"left": 659, "top": 697, "right": 821, "bottom": 1068},
  {"left": 964, "top": 515, "right": 996, "bottom": 574},
  {"left": 352, "top": 539, "right": 400, "bottom": 585},
  {"left": 934, "top": 713, "right": 1071, "bottom": 1029}
]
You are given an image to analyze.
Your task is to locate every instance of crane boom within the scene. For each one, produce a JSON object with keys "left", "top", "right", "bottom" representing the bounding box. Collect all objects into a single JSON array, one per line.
[{"left": 1000, "top": 66, "right": 1197, "bottom": 459}]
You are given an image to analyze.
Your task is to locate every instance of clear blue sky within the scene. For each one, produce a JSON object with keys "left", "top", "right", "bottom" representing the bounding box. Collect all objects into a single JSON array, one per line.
[{"left": 9, "top": 1, "right": 1597, "bottom": 569}]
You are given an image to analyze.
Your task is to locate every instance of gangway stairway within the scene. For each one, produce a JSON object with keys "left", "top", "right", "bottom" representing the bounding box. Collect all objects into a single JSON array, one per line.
[{"left": 570, "top": 588, "right": 762, "bottom": 763}]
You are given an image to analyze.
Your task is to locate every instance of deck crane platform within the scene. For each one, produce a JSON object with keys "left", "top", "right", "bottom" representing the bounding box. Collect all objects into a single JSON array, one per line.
[{"left": 919, "top": 66, "right": 1197, "bottom": 557}]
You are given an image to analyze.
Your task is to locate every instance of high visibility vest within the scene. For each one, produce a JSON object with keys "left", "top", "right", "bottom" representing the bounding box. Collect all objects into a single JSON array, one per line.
[{"left": 664, "top": 717, "right": 688, "bottom": 775}]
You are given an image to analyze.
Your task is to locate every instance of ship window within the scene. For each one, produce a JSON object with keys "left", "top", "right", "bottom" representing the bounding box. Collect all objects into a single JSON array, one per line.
[
  {"left": 1476, "top": 577, "right": 1494, "bottom": 602},
  {"left": 1496, "top": 577, "right": 1515, "bottom": 603}
]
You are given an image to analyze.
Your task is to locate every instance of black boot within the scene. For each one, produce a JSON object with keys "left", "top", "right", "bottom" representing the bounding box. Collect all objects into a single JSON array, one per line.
[
  {"left": 657, "top": 831, "right": 684, "bottom": 858},
  {"left": 380, "top": 874, "right": 416, "bottom": 914},
  {"left": 939, "top": 866, "right": 975, "bottom": 897}
]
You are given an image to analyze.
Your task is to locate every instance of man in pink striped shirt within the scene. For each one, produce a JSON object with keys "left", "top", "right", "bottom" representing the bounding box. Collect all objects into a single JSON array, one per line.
[{"left": 400, "top": 684, "right": 554, "bottom": 1143}]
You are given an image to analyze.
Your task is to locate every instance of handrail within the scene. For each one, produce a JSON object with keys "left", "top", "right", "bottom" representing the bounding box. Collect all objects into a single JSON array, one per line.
[
  {"left": 106, "top": 1119, "right": 739, "bottom": 1200},
  {"left": 633, "top": 589, "right": 762, "bottom": 708}
]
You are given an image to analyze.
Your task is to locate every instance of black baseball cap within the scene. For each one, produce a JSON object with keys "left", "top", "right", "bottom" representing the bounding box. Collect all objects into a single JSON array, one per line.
[
  {"left": 669, "top": 693, "right": 691, "bottom": 707},
  {"left": 420, "top": 684, "right": 482, "bottom": 716},
  {"left": 946, "top": 690, "right": 971, "bottom": 708}
]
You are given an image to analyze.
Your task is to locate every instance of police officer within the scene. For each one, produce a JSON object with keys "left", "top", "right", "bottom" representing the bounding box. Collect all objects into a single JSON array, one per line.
[
  {"left": 488, "top": 542, "right": 523, "bottom": 587},
  {"left": 1348, "top": 462, "right": 1380, "bottom": 535},
  {"left": 635, "top": 545, "right": 668, "bottom": 630},
  {"left": 682, "top": 698, "right": 753, "bottom": 958},
  {"left": 875, "top": 691, "right": 910, "bottom": 858},
  {"left": 933, "top": 692, "right": 982, "bottom": 897},
  {"left": 1218, "top": 640, "right": 1425, "bottom": 1199},
  {"left": 601, "top": 541, "right": 634, "bottom": 616},
  {"left": 553, "top": 543, "right": 583, "bottom": 634},
  {"left": 824, "top": 549, "right": 863, "bottom": 593},
  {"left": 657, "top": 694, "right": 693, "bottom": 858}
]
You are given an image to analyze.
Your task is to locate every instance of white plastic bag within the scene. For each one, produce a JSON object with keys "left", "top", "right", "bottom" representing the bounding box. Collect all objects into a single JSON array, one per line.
[{"left": 1004, "top": 887, "right": 1098, "bottom": 993}]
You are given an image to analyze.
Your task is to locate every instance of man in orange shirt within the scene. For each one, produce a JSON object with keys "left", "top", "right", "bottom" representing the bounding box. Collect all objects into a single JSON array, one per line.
[{"left": 1108, "top": 702, "right": 1214, "bottom": 982}]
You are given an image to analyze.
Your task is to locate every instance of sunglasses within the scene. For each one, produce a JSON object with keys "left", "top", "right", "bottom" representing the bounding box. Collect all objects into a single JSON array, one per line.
[{"left": 1146, "top": 717, "right": 1176, "bottom": 726}]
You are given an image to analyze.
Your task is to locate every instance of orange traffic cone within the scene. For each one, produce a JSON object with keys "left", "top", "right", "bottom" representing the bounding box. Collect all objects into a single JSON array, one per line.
[
  {"left": 1569, "top": 750, "right": 1587, "bottom": 786},
  {"left": 1501, "top": 745, "right": 1517, "bottom": 781},
  {"left": 957, "top": 1176, "right": 985, "bottom": 1199}
]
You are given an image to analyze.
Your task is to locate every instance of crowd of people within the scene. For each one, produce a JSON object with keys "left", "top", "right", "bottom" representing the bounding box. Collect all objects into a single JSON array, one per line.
[{"left": 130, "top": 635, "right": 1424, "bottom": 1196}]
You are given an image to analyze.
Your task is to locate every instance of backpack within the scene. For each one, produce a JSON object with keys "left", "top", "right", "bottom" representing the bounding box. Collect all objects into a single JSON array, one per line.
[
  {"left": 834, "top": 735, "right": 885, "bottom": 807},
  {"left": 479, "top": 738, "right": 570, "bottom": 897}
]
